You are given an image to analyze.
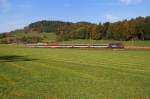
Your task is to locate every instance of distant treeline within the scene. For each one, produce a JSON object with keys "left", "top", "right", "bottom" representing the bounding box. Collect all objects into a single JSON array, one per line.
[
  {"left": 0, "top": 16, "right": 150, "bottom": 43},
  {"left": 27, "top": 16, "right": 150, "bottom": 41}
]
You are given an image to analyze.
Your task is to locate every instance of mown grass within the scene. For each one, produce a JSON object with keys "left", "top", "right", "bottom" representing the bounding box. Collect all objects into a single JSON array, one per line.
[{"left": 0, "top": 44, "right": 150, "bottom": 99}]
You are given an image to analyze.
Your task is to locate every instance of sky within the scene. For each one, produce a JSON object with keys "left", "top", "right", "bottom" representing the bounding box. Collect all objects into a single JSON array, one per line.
[{"left": 0, "top": 0, "right": 150, "bottom": 33}]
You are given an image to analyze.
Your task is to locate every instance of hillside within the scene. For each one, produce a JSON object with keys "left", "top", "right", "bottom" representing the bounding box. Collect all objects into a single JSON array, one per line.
[
  {"left": 0, "top": 30, "right": 57, "bottom": 44},
  {"left": 0, "top": 16, "right": 150, "bottom": 44}
]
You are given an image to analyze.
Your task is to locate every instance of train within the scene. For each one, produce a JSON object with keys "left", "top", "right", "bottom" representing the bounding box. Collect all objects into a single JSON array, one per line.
[{"left": 26, "top": 43, "right": 124, "bottom": 49}]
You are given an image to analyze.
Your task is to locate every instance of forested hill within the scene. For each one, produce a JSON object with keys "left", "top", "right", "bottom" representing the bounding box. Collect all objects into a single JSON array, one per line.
[
  {"left": 26, "top": 21, "right": 75, "bottom": 33},
  {"left": 26, "top": 21, "right": 96, "bottom": 34},
  {"left": 24, "top": 16, "right": 150, "bottom": 41},
  {"left": 24, "top": 16, "right": 150, "bottom": 40},
  {"left": 0, "top": 16, "right": 150, "bottom": 44}
]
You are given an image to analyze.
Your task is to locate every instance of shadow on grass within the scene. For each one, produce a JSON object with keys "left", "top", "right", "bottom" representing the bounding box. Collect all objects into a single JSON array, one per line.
[{"left": 0, "top": 55, "right": 37, "bottom": 62}]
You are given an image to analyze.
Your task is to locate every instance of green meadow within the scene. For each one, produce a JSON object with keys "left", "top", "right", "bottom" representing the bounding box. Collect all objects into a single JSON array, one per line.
[{"left": 0, "top": 44, "right": 150, "bottom": 99}]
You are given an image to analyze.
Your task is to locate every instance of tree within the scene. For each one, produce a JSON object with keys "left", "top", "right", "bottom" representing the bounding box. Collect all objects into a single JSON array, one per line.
[
  {"left": 75, "top": 27, "right": 87, "bottom": 39},
  {"left": 92, "top": 23, "right": 103, "bottom": 40}
]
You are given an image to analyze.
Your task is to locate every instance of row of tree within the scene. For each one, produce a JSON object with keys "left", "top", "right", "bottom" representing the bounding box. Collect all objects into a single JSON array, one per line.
[
  {"left": 0, "top": 16, "right": 150, "bottom": 44},
  {"left": 27, "top": 16, "right": 150, "bottom": 41}
]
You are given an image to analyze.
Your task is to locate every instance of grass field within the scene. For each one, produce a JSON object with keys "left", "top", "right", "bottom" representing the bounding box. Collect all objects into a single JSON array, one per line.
[{"left": 0, "top": 45, "right": 150, "bottom": 99}]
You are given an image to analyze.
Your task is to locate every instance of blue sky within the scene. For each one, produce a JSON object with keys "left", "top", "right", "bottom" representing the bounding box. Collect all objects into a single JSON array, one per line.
[{"left": 0, "top": 0, "right": 150, "bottom": 33}]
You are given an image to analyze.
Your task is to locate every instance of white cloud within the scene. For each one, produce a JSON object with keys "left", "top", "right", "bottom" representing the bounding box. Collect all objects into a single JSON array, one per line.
[
  {"left": 103, "top": 2, "right": 121, "bottom": 6},
  {"left": 104, "top": 14, "right": 119, "bottom": 22},
  {"left": 0, "top": 19, "right": 29, "bottom": 33},
  {"left": 119, "top": 0, "right": 143, "bottom": 5},
  {"left": 91, "top": 0, "right": 143, "bottom": 6}
]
